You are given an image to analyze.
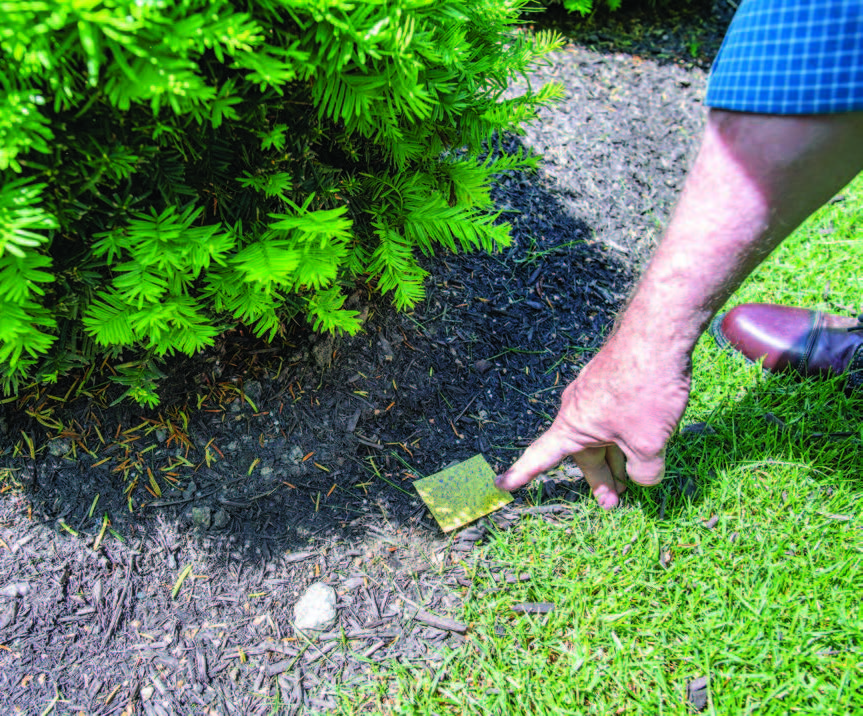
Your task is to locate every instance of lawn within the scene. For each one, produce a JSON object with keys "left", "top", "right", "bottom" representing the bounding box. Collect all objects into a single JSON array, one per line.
[{"left": 357, "top": 179, "right": 863, "bottom": 714}]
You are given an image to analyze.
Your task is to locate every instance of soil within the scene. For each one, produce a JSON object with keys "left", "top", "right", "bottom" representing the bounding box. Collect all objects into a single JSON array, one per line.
[{"left": 0, "top": 5, "right": 733, "bottom": 715}]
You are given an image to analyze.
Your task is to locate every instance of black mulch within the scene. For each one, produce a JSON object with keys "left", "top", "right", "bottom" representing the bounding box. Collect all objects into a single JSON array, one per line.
[{"left": 0, "top": 7, "right": 730, "bottom": 715}]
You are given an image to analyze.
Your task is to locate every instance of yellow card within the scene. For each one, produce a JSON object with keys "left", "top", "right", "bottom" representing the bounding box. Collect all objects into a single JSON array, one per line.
[{"left": 414, "top": 454, "right": 513, "bottom": 533}]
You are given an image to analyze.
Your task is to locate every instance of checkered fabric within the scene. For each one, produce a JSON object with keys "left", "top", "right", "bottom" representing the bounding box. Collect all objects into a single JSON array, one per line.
[{"left": 705, "top": 0, "right": 863, "bottom": 114}]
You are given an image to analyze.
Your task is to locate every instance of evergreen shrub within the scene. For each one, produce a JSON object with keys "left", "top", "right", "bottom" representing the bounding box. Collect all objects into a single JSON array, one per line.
[
  {"left": 545, "top": 0, "right": 698, "bottom": 16},
  {"left": 0, "top": 0, "right": 562, "bottom": 406},
  {"left": 561, "top": 0, "right": 622, "bottom": 14}
]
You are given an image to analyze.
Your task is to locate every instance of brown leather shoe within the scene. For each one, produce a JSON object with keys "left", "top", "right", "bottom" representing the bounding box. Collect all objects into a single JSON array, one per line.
[{"left": 710, "top": 303, "right": 863, "bottom": 390}]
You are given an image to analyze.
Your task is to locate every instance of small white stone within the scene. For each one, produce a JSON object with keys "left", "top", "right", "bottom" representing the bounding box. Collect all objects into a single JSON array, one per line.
[{"left": 293, "top": 582, "right": 337, "bottom": 632}]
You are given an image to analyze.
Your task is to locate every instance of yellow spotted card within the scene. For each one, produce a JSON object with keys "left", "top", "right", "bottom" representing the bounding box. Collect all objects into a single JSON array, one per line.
[{"left": 414, "top": 454, "right": 513, "bottom": 533}]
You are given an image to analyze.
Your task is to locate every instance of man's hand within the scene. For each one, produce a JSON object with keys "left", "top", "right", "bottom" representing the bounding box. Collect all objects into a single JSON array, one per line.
[{"left": 495, "top": 336, "right": 692, "bottom": 508}]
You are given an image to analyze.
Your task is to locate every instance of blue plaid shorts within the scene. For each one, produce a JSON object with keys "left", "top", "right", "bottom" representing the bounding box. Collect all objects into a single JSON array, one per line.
[{"left": 705, "top": 0, "right": 863, "bottom": 114}]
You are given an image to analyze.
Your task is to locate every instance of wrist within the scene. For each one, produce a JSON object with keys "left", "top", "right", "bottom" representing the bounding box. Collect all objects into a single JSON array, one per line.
[{"left": 610, "top": 283, "right": 708, "bottom": 363}]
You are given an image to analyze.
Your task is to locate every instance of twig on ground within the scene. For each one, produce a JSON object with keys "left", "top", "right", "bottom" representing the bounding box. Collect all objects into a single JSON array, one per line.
[
  {"left": 101, "top": 541, "right": 140, "bottom": 649},
  {"left": 413, "top": 609, "right": 468, "bottom": 633}
]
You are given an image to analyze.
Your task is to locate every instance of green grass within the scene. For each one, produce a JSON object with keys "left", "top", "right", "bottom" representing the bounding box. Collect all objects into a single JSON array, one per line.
[{"left": 337, "top": 177, "right": 863, "bottom": 714}]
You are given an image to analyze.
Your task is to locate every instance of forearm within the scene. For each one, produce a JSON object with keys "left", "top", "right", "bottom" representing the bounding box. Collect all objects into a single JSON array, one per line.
[{"left": 613, "top": 109, "right": 863, "bottom": 359}]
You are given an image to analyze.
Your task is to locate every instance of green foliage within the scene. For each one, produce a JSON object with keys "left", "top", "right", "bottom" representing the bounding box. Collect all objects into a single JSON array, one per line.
[
  {"left": 0, "top": 0, "right": 563, "bottom": 403},
  {"left": 562, "top": 0, "right": 622, "bottom": 15},
  {"left": 549, "top": 0, "right": 693, "bottom": 16}
]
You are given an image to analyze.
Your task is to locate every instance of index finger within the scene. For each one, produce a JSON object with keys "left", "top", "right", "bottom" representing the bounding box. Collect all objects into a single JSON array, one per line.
[{"left": 494, "top": 424, "right": 579, "bottom": 492}]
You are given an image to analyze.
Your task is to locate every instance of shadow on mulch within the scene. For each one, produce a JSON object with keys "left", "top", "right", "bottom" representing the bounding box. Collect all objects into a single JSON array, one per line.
[
  {"left": 3, "top": 140, "right": 630, "bottom": 545},
  {"left": 0, "top": 13, "right": 724, "bottom": 712}
]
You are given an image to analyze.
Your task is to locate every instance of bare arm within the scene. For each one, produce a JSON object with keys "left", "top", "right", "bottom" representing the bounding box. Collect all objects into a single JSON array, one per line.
[{"left": 496, "top": 109, "right": 863, "bottom": 507}]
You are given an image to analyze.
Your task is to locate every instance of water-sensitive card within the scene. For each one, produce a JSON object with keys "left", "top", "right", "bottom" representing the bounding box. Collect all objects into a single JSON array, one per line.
[{"left": 414, "top": 454, "right": 513, "bottom": 533}]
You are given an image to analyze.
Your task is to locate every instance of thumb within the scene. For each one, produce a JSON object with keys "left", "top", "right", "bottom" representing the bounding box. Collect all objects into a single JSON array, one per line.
[
  {"left": 495, "top": 427, "right": 577, "bottom": 492},
  {"left": 621, "top": 444, "right": 667, "bottom": 487}
]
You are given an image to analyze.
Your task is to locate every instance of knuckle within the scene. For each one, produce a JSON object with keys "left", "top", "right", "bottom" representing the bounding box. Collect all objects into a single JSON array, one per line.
[
  {"left": 630, "top": 470, "right": 664, "bottom": 487},
  {"left": 627, "top": 433, "right": 666, "bottom": 461}
]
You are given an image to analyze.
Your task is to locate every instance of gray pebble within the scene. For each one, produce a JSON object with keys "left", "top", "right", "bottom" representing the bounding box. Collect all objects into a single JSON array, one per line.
[
  {"left": 211, "top": 508, "right": 230, "bottom": 530},
  {"left": 48, "top": 438, "right": 72, "bottom": 457},
  {"left": 191, "top": 506, "right": 212, "bottom": 529},
  {"left": 0, "top": 582, "right": 30, "bottom": 598},
  {"left": 311, "top": 335, "right": 335, "bottom": 368},
  {"left": 0, "top": 600, "right": 18, "bottom": 628}
]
